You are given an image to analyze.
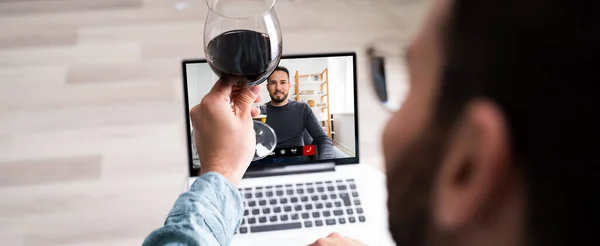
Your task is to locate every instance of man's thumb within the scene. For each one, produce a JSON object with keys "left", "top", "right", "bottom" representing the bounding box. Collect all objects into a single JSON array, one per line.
[{"left": 234, "top": 86, "right": 260, "bottom": 118}]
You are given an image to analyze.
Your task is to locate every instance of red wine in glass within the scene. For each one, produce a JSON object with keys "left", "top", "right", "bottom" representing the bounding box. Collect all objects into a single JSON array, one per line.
[{"left": 206, "top": 29, "right": 277, "bottom": 85}]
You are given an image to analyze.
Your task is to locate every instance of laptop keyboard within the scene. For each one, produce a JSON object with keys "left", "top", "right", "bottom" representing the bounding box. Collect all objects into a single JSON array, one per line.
[{"left": 236, "top": 179, "right": 365, "bottom": 234}]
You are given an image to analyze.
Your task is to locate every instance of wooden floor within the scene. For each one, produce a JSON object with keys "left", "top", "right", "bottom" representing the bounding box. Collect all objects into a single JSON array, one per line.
[{"left": 0, "top": 0, "right": 428, "bottom": 245}]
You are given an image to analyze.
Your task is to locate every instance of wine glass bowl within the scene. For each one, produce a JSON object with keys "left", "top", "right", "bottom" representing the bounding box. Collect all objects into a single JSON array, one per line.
[{"left": 204, "top": 0, "right": 282, "bottom": 86}]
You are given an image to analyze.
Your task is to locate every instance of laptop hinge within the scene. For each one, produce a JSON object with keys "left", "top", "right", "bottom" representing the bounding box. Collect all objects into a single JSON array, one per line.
[{"left": 243, "top": 162, "right": 335, "bottom": 178}]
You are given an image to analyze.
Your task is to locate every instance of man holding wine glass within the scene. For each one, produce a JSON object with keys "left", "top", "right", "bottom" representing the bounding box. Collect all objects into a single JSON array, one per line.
[{"left": 142, "top": 0, "right": 598, "bottom": 245}]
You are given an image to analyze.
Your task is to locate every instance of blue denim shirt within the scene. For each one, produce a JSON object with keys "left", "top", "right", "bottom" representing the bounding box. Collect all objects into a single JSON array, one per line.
[{"left": 142, "top": 172, "right": 243, "bottom": 246}]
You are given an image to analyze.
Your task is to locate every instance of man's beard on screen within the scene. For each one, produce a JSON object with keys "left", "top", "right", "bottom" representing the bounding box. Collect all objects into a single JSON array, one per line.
[
  {"left": 386, "top": 124, "right": 451, "bottom": 246},
  {"left": 269, "top": 90, "right": 288, "bottom": 103}
]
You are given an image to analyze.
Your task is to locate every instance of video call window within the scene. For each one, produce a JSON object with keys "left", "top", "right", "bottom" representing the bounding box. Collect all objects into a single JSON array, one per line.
[{"left": 186, "top": 56, "right": 356, "bottom": 169}]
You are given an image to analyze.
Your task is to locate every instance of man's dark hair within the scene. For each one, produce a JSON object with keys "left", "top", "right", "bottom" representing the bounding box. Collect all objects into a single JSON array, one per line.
[
  {"left": 435, "top": 0, "right": 597, "bottom": 245},
  {"left": 270, "top": 66, "right": 290, "bottom": 79}
]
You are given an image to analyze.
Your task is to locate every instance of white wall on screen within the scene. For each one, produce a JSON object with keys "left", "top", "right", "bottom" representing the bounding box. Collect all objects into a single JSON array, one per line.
[
  {"left": 186, "top": 63, "right": 218, "bottom": 108},
  {"left": 332, "top": 113, "right": 356, "bottom": 156}
]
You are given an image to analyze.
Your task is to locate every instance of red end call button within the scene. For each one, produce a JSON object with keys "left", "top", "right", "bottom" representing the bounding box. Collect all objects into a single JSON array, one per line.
[{"left": 303, "top": 145, "right": 316, "bottom": 156}]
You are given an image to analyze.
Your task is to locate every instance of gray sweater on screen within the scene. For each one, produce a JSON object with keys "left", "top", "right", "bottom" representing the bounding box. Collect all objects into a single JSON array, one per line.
[{"left": 262, "top": 100, "right": 334, "bottom": 160}]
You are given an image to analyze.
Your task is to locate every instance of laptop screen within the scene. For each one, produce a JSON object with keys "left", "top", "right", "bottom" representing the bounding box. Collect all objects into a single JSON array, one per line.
[{"left": 183, "top": 53, "right": 359, "bottom": 175}]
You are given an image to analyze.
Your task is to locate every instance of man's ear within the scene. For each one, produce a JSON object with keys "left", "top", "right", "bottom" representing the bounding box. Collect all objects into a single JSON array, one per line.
[{"left": 433, "top": 99, "right": 511, "bottom": 230}]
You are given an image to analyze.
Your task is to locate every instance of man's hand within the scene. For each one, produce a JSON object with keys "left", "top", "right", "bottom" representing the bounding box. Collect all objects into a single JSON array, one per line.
[
  {"left": 308, "top": 233, "right": 366, "bottom": 246},
  {"left": 190, "top": 80, "right": 261, "bottom": 187}
]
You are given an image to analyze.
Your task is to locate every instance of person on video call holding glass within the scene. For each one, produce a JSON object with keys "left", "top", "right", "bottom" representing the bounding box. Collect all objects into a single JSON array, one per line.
[
  {"left": 260, "top": 66, "right": 334, "bottom": 161},
  {"left": 143, "top": 0, "right": 597, "bottom": 245}
]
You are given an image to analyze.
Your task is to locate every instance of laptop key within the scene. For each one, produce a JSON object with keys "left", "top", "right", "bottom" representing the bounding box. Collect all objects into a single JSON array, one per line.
[
  {"left": 270, "top": 216, "right": 278, "bottom": 222},
  {"left": 311, "top": 195, "right": 318, "bottom": 201},
  {"left": 330, "top": 194, "right": 337, "bottom": 199},
  {"left": 286, "top": 184, "right": 293, "bottom": 187},
  {"left": 287, "top": 190, "right": 294, "bottom": 195},
  {"left": 248, "top": 218, "right": 256, "bottom": 224},
  {"left": 280, "top": 198, "right": 288, "bottom": 204},
  {"left": 359, "top": 216, "right": 366, "bottom": 222},
  {"left": 274, "top": 207, "right": 282, "bottom": 213},
  {"left": 349, "top": 217, "right": 356, "bottom": 223},
  {"left": 244, "top": 209, "right": 249, "bottom": 216},
  {"left": 315, "top": 220, "right": 324, "bottom": 226},
  {"left": 312, "top": 212, "right": 320, "bottom": 218},
  {"left": 302, "top": 213, "right": 309, "bottom": 219},
  {"left": 249, "top": 201, "right": 256, "bottom": 207},
  {"left": 337, "top": 185, "right": 347, "bottom": 191},
  {"left": 339, "top": 218, "right": 346, "bottom": 224},
  {"left": 252, "top": 209, "right": 260, "bottom": 215},
  {"left": 334, "top": 201, "right": 342, "bottom": 207},
  {"left": 354, "top": 199, "right": 362, "bottom": 206},
  {"left": 316, "top": 182, "right": 323, "bottom": 185},
  {"left": 304, "top": 221, "right": 313, "bottom": 228},
  {"left": 340, "top": 193, "right": 351, "bottom": 206},
  {"left": 263, "top": 208, "right": 271, "bottom": 214},
  {"left": 241, "top": 218, "right": 246, "bottom": 225},
  {"left": 294, "top": 205, "right": 302, "bottom": 211},
  {"left": 276, "top": 185, "right": 283, "bottom": 188},
  {"left": 290, "top": 197, "right": 298, "bottom": 203},
  {"left": 333, "top": 209, "right": 344, "bottom": 216},
  {"left": 266, "top": 191, "right": 273, "bottom": 197},
  {"left": 307, "top": 188, "right": 315, "bottom": 193},
  {"left": 327, "top": 186, "right": 335, "bottom": 191},
  {"left": 259, "top": 217, "right": 267, "bottom": 223},
  {"left": 316, "top": 203, "right": 323, "bottom": 209},
  {"left": 291, "top": 213, "right": 299, "bottom": 220},
  {"left": 276, "top": 190, "right": 284, "bottom": 196},
  {"left": 317, "top": 187, "right": 325, "bottom": 192},
  {"left": 297, "top": 189, "right": 304, "bottom": 194},
  {"left": 240, "top": 227, "right": 248, "bottom": 234},
  {"left": 336, "top": 180, "right": 343, "bottom": 183},
  {"left": 245, "top": 193, "right": 252, "bottom": 199},
  {"left": 281, "top": 214, "right": 289, "bottom": 221},
  {"left": 352, "top": 192, "right": 359, "bottom": 197},
  {"left": 321, "top": 195, "right": 328, "bottom": 200},
  {"left": 326, "top": 219, "right": 336, "bottom": 225},
  {"left": 259, "top": 200, "right": 267, "bottom": 206},
  {"left": 269, "top": 199, "right": 277, "bottom": 205},
  {"left": 305, "top": 204, "right": 313, "bottom": 210},
  {"left": 284, "top": 206, "right": 292, "bottom": 212},
  {"left": 325, "top": 202, "right": 332, "bottom": 208},
  {"left": 256, "top": 193, "right": 263, "bottom": 198},
  {"left": 250, "top": 222, "right": 302, "bottom": 233},
  {"left": 356, "top": 207, "right": 364, "bottom": 214},
  {"left": 301, "top": 196, "right": 308, "bottom": 202},
  {"left": 350, "top": 184, "right": 356, "bottom": 189},
  {"left": 346, "top": 208, "right": 354, "bottom": 215},
  {"left": 323, "top": 211, "right": 331, "bottom": 217}
]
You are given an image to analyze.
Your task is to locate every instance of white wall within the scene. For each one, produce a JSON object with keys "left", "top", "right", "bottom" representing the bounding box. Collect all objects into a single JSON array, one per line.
[
  {"left": 186, "top": 63, "right": 218, "bottom": 108},
  {"left": 332, "top": 113, "right": 356, "bottom": 156}
]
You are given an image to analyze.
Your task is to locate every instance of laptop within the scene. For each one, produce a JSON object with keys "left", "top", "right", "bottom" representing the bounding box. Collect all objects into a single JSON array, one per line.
[{"left": 181, "top": 52, "right": 393, "bottom": 246}]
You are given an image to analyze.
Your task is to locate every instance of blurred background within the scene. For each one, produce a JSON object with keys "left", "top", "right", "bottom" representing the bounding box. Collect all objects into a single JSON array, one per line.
[{"left": 0, "top": 0, "right": 428, "bottom": 245}]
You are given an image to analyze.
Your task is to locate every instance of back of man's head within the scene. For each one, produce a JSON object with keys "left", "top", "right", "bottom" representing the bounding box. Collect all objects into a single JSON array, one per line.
[{"left": 437, "top": 0, "right": 598, "bottom": 245}]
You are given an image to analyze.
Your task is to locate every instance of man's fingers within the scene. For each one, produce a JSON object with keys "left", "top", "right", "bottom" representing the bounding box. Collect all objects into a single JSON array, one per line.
[
  {"left": 209, "top": 79, "right": 233, "bottom": 98},
  {"left": 251, "top": 107, "right": 260, "bottom": 118},
  {"left": 251, "top": 86, "right": 261, "bottom": 103},
  {"left": 308, "top": 237, "right": 331, "bottom": 246},
  {"left": 233, "top": 85, "right": 259, "bottom": 118}
]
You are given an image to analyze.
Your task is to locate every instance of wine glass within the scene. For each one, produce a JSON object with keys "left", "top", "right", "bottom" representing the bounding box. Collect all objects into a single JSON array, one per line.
[{"left": 204, "top": 0, "right": 281, "bottom": 160}]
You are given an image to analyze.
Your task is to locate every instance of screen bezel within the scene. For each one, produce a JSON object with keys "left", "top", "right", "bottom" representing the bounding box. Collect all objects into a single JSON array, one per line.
[{"left": 182, "top": 52, "right": 360, "bottom": 178}]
